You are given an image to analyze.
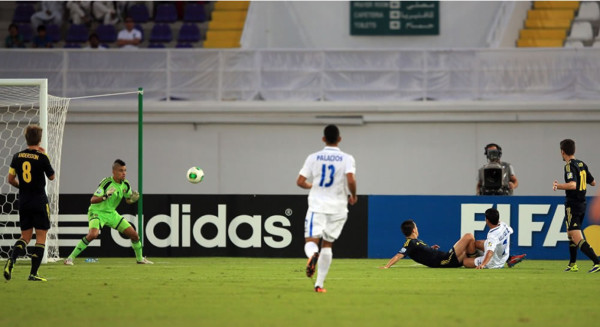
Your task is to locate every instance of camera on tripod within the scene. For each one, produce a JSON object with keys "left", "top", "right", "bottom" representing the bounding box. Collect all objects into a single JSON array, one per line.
[{"left": 480, "top": 148, "right": 510, "bottom": 195}]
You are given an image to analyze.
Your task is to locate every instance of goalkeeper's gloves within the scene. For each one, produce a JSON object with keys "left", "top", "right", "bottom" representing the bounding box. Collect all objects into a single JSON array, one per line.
[
  {"left": 102, "top": 188, "right": 115, "bottom": 201},
  {"left": 129, "top": 191, "right": 140, "bottom": 203}
]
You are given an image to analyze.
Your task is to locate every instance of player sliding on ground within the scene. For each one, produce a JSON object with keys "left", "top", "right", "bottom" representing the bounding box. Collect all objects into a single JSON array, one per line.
[
  {"left": 380, "top": 219, "right": 475, "bottom": 269},
  {"left": 381, "top": 214, "right": 525, "bottom": 269},
  {"left": 64, "top": 159, "right": 152, "bottom": 265}
]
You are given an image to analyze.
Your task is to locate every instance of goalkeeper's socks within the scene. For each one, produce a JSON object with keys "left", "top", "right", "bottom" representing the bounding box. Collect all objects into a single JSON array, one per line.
[
  {"left": 132, "top": 240, "right": 143, "bottom": 262},
  {"left": 68, "top": 237, "right": 90, "bottom": 259},
  {"left": 578, "top": 239, "right": 600, "bottom": 265},
  {"left": 569, "top": 240, "right": 578, "bottom": 264},
  {"left": 315, "top": 247, "right": 332, "bottom": 289},
  {"left": 30, "top": 243, "right": 45, "bottom": 276},
  {"left": 10, "top": 238, "right": 27, "bottom": 262}
]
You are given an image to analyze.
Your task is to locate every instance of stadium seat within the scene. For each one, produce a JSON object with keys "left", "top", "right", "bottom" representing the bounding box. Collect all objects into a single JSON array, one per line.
[
  {"left": 96, "top": 24, "right": 118, "bottom": 43},
  {"left": 135, "top": 24, "right": 145, "bottom": 41},
  {"left": 574, "top": 2, "right": 600, "bottom": 22},
  {"left": 65, "top": 24, "right": 89, "bottom": 43},
  {"left": 149, "top": 23, "right": 173, "bottom": 43},
  {"left": 567, "top": 21, "right": 593, "bottom": 42},
  {"left": 155, "top": 3, "right": 178, "bottom": 23},
  {"left": 12, "top": 4, "right": 35, "bottom": 23},
  {"left": 176, "top": 43, "right": 193, "bottom": 48},
  {"left": 63, "top": 43, "right": 82, "bottom": 48},
  {"left": 148, "top": 43, "right": 166, "bottom": 48},
  {"left": 18, "top": 23, "right": 33, "bottom": 42},
  {"left": 178, "top": 23, "right": 201, "bottom": 42},
  {"left": 46, "top": 24, "right": 61, "bottom": 43},
  {"left": 128, "top": 3, "right": 150, "bottom": 23},
  {"left": 183, "top": 3, "right": 207, "bottom": 22}
]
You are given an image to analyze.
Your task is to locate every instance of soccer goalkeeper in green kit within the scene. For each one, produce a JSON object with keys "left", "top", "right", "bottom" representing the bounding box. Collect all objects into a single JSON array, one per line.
[{"left": 64, "top": 159, "right": 152, "bottom": 265}]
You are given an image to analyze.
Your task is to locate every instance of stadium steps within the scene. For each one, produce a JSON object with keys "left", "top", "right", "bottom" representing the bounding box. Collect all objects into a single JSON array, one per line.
[
  {"left": 516, "top": 1, "right": 581, "bottom": 48},
  {"left": 203, "top": 1, "right": 249, "bottom": 48}
]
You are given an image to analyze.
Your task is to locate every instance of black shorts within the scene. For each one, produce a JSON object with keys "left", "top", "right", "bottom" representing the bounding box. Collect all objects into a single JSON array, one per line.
[
  {"left": 19, "top": 203, "right": 51, "bottom": 231},
  {"left": 438, "top": 247, "right": 463, "bottom": 268},
  {"left": 565, "top": 203, "right": 586, "bottom": 231}
]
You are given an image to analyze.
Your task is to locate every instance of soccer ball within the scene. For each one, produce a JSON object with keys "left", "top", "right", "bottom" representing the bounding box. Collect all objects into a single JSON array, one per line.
[{"left": 186, "top": 167, "right": 204, "bottom": 184}]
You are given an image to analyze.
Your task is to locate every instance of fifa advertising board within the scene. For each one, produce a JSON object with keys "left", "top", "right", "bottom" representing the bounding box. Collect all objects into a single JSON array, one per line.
[
  {"left": 368, "top": 195, "right": 600, "bottom": 260},
  {"left": 55, "top": 195, "right": 368, "bottom": 258}
]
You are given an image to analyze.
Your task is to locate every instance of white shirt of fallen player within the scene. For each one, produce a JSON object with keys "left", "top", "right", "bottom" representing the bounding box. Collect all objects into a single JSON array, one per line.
[
  {"left": 474, "top": 221, "right": 513, "bottom": 269},
  {"left": 299, "top": 146, "right": 356, "bottom": 241}
]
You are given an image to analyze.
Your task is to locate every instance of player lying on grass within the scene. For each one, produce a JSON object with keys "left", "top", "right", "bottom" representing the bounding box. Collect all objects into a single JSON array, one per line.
[
  {"left": 381, "top": 216, "right": 525, "bottom": 269},
  {"left": 463, "top": 208, "right": 525, "bottom": 269},
  {"left": 64, "top": 159, "right": 152, "bottom": 265},
  {"left": 380, "top": 219, "right": 475, "bottom": 269}
]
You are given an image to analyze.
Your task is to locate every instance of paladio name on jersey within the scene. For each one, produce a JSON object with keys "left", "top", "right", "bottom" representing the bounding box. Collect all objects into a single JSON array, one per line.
[{"left": 316, "top": 154, "right": 343, "bottom": 162}]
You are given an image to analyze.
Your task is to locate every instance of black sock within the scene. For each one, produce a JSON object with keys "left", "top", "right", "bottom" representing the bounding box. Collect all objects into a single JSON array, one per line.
[
  {"left": 578, "top": 240, "right": 600, "bottom": 265},
  {"left": 30, "top": 243, "right": 45, "bottom": 276},
  {"left": 569, "top": 240, "right": 578, "bottom": 265},
  {"left": 10, "top": 238, "right": 27, "bottom": 263}
]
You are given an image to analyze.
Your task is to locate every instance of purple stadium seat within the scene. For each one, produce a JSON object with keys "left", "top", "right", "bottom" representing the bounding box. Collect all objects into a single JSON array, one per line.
[
  {"left": 183, "top": 3, "right": 207, "bottom": 23},
  {"left": 65, "top": 24, "right": 89, "bottom": 43},
  {"left": 148, "top": 43, "right": 166, "bottom": 48},
  {"left": 18, "top": 23, "right": 33, "bottom": 42},
  {"left": 128, "top": 3, "right": 150, "bottom": 23},
  {"left": 64, "top": 43, "right": 82, "bottom": 49},
  {"left": 155, "top": 4, "right": 178, "bottom": 23},
  {"left": 135, "top": 24, "right": 145, "bottom": 41},
  {"left": 13, "top": 4, "right": 35, "bottom": 23},
  {"left": 177, "top": 23, "right": 200, "bottom": 42},
  {"left": 46, "top": 24, "right": 61, "bottom": 42},
  {"left": 149, "top": 23, "right": 172, "bottom": 43},
  {"left": 176, "top": 43, "right": 193, "bottom": 48},
  {"left": 96, "top": 24, "right": 117, "bottom": 43}
]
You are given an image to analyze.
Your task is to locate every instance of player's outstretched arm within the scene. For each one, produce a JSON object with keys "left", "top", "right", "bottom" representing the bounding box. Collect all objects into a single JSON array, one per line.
[{"left": 380, "top": 253, "right": 404, "bottom": 269}]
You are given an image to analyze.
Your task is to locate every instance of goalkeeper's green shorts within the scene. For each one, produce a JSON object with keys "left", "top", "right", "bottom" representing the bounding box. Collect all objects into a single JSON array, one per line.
[{"left": 88, "top": 210, "right": 131, "bottom": 233}]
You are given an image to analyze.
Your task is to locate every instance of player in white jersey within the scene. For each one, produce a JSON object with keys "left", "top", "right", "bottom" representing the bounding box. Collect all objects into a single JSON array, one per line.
[
  {"left": 464, "top": 208, "right": 517, "bottom": 269},
  {"left": 297, "top": 124, "right": 357, "bottom": 293}
]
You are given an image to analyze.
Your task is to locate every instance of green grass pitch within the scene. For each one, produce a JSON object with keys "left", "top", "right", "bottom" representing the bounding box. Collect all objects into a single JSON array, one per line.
[{"left": 1, "top": 258, "right": 599, "bottom": 327}]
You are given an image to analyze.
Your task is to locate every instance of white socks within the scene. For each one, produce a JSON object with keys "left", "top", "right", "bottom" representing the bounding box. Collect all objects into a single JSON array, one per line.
[
  {"left": 315, "top": 247, "right": 332, "bottom": 288},
  {"left": 304, "top": 241, "right": 319, "bottom": 258}
]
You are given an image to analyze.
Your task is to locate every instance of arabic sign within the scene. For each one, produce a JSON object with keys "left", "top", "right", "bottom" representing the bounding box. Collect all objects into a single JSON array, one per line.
[{"left": 350, "top": 1, "right": 439, "bottom": 36}]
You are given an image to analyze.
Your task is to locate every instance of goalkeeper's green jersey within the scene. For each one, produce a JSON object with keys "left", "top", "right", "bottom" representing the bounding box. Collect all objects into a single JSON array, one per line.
[{"left": 89, "top": 177, "right": 133, "bottom": 213}]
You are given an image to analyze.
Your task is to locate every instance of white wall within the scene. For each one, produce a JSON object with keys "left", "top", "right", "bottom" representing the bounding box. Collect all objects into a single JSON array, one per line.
[
  {"left": 244, "top": 1, "right": 502, "bottom": 49},
  {"left": 59, "top": 103, "right": 600, "bottom": 197}
]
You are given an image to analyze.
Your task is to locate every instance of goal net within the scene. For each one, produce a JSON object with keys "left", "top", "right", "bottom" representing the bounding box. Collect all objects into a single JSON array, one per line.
[{"left": 0, "top": 79, "right": 69, "bottom": 263}]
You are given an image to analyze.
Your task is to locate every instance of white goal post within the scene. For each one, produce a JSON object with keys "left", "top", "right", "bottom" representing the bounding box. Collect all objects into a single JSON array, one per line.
[{"left": 0, "top": 79, "right": 69, "bottom": 263}]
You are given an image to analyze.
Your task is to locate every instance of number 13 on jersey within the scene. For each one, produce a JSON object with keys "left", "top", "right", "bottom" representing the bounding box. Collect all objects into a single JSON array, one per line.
[{"left": 319, "top": 164, "right": 335, "bottom": 187}]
